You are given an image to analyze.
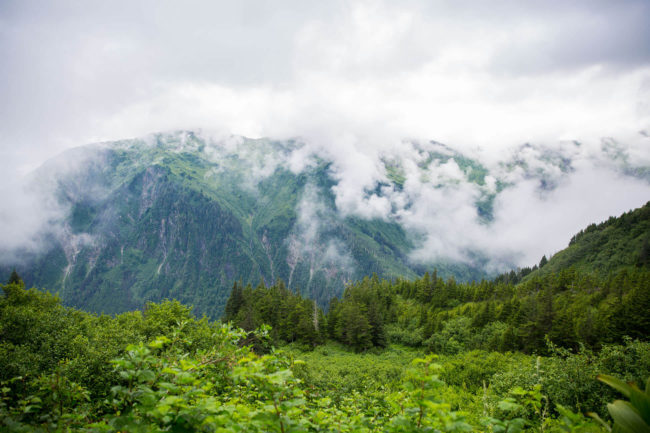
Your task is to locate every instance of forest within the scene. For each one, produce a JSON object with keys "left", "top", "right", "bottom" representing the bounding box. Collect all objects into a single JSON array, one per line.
[
  {"left": 225, "top": 201, "right": 650, "bottom": 354},
  {"left": 1, "top": 202, "right": 649, "bottom": 432}
]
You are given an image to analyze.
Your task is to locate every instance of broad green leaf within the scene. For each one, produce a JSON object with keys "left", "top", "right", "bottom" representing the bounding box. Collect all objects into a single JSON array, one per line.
[
  {"left": 598, "top": 375, "right": 633, "bottom": 398},
  {"left": 607, "top": 400, "right": 650, "bottom": 433}
]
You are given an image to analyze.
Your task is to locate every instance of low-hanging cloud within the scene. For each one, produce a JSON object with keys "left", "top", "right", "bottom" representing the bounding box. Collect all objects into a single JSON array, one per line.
[
  {"left": 274, "top": 135, "right": 650, "bottom": 271},
  {"left": 286, "top": 184, "right": 355, "bottom": 290},
  {"left": 0, "top": 145, "right": 106, "bottom": 261},
  {"left": 1, "top": 0, "right": 650, "bottom": 274}
]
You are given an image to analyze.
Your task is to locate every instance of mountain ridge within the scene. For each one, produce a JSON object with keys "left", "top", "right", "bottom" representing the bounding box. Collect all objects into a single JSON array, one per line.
[{"left": 2, "top": 130, "right": 648, "bottom": 317}]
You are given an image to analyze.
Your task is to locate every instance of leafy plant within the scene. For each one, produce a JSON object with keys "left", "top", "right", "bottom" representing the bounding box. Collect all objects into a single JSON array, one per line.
[{"left": 589, "top": 374, "right": 650, "bottom": 433}]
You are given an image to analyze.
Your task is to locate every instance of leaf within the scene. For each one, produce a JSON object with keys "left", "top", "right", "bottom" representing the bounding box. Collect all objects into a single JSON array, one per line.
[
  {"left": 137, "top": 369, "right": 156, "bottom": 383},
  {"left": 158, "top": 382, "right": 180, "bottom": 393},
  {"left": 607, "top": 400, "right": 650, "bottom": 433},
  {"left": 498, "top": 398, "right": 522, "bottom": 412},
  {"left": 507, "top": 418, "right": 526, "bottom": 433},
  {"left": 157, "top": 404, "right": 171, "bottom": 416},
  {"left": 628, "top": 387, "right": 650, "bottom": 426},
  {"left": 148, "top": 336, "right": 171, "bottom": 349},
  {"left": 598, "top": 375, "right": 633, "bottom": 398}
]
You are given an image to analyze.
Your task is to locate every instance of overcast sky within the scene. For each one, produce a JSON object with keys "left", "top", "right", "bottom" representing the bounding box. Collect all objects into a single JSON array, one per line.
[
  {"left": 2, "top": 0, "right": 650, "bottom": 173},
  {"left": 1, "top": 0, "right": 650, "bottom": 268}
]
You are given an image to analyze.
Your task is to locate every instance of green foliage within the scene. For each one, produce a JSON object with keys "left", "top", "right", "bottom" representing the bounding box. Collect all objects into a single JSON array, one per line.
[
  {"left": 327, "top": 276, "right": 389, "bottom": 351},
  {"left": 426, "top": 317, "right": 472, "bottom": 355},
  {"left": 590, "top": 374, "right": 650, "bottom": 433},
  {"left": 1, "top": 197, "right": 650, "bottom": 431},
  {"left": 438, "top": 350, "right": 528, "bottom": 392},
  {"left": 324, "top": 263, "right": 649, "bottom": 355},
  {"left": 488, "top": 340, "right": 650, "bottom": 418},
  {"left": 288, "top": 342, "right": 416, "bottom": 397},
  {"left": 223, "top": 279, "right": 324, "bottom": 347},
  {"left": 0, "top": 281, "right": 635, "bottom": 433},
  {"left": 0, "top": 281, "right": 224, "bottom": 400},
  {"left": 530, "top": 201, "right": 650, "bottom": 279},
  {"left": 384, "top": 355, "right": 473, "bottom": 432}
]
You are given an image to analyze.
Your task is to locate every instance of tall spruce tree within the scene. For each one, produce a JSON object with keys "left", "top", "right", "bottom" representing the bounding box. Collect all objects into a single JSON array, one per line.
[{"left": 7, "top": 269, "right": 22, "bottom": 285}]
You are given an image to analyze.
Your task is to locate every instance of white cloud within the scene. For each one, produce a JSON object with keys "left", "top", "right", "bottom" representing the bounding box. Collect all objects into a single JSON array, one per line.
[
  {"left": 3, "top": 0, "right": 649, "bottom": 172},
  {"left": 487, "top": 161, "right": 650, "bottom": 267},
  {"left": 286, "top": 184, "right": 355, "bottom": 288},
  {"left": 1, "top": 0, "right": 650, "bottom": 274},
  {"left": 0, "top": 145, "right": 106, "bottom": 260}
]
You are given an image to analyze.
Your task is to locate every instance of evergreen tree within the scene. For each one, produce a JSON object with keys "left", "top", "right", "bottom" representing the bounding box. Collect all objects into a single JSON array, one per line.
[
  {"left": 638, "top": 236, "right": 650, "bottom": 267},
  {"left": 7, "top": 269, "right": 22, "bottom": 285},
  {"left": 223, "top": 281, "right": 244, "bottom": 322},
  {"left": 539, "top": 255, "right": 548, "bottom": 268}
]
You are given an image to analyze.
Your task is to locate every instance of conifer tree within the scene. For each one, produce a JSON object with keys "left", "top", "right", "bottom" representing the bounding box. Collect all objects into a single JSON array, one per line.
[
  {"left": 223, "top": 281, "right": 244, "bottom": 322},
  {"left": 7, "top": 268, "right": 22, "bottom": 285},
  {"left": 539, "top": 255, "right": 548, "bottom": 268}
]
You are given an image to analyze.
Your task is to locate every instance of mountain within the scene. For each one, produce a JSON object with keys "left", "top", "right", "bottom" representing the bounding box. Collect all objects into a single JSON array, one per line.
[
  {"left": 2, "top": 131, "right": 648, "bottom": 318},
  {"left": 3, "top": 132, "right": 492, "bottom": 317}
]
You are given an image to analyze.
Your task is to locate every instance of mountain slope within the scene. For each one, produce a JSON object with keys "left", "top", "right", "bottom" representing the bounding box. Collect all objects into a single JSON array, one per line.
[
  {"left": 3, "top": 133, "right": 439, "bottom": 316},
  {"left": 522, "top": 201, "right": 650, "bottom": 281},
  {"left": 3, "top": 131, "right": 648, "bottom": 318}
]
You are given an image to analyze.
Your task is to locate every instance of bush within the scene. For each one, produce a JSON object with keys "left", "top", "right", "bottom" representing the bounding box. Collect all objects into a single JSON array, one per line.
[
  {"left": 425, "top": 317, "right": 472, "bottom": 355},
  {"left": 385, "top": 324, "right": 424, "bottom": 347}
]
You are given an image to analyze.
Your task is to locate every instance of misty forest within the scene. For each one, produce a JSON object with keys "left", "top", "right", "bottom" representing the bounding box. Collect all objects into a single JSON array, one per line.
[
  {"left": 3, "top": 1, "right": 650, "bottom": 432},
  {"left": 1, "top": 132, "right": 649, "bottom": 433}
]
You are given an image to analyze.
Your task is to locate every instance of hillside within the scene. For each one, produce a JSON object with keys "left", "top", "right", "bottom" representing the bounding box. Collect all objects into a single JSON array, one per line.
[
  {"left": 222, "top": 202, "right": 649, "bottom": 364},
  {"left": 2, "top": 132, "right": 496, "bottom": 317},
  {"left": 2, "top": 131, "right": 648, "bottom": 318},
  {"left": 516, "top": 201, "right": 650, "bottom": 282}
]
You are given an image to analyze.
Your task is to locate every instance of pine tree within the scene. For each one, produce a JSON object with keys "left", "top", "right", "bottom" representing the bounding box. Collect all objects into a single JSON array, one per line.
[
  {"left": 7, "top": 269, "right": 22, "bottom": 285},
  {"left": 539, "top": 255, "right": 548, "bottom": 268},
  {"left": 223, "top": 281, "right": 244, "bottom": 322},
  {"left": 637, "top": 236, "right": 650, "bottom": 267}
]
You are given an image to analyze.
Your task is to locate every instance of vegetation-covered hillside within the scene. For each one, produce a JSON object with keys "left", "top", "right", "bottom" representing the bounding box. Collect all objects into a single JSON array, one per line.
[
  {"left": 4, "top": 132, "right": 648, "bottom": 320},
  {"left": 527, "top": 200, "right": 650, "bottom": 278},
  {"left": 3, "top": 132, "right": 506, "bottom": 318},
  {"left": 223, "top": 202, "right": 650, "bottom": 355},
  {"left": 2, "top": 203, "right": 650, "bottom": 431}
]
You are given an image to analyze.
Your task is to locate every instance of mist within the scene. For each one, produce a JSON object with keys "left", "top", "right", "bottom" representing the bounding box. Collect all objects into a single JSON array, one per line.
[{"left": 1, "top": 0, "right": 649, "bottom": 274}]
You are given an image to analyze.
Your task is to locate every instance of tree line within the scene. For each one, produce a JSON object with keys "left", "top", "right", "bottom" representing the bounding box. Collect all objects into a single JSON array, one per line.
[{"left": 223, "top": 266, "right": 650, "bottom": 353}]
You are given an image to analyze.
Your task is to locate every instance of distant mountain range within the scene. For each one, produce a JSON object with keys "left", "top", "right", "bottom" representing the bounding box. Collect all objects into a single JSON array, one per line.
[{"left": 2, "top": 131, "right": 648, "bottom": 317}]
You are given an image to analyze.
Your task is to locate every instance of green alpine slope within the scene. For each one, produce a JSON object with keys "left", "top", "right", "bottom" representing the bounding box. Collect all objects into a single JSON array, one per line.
[
  {"left": 9, "top": 131, "right": 644, "bottom": 318},
  {"left": 522, "top": 200, "right": 650, "bottom": 281},
  {"left": 6, "top": 132, "right": 491, "bottom": 317}
]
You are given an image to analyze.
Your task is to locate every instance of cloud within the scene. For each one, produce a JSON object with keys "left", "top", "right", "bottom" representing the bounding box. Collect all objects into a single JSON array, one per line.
[
  {"left": 1, "top": 0, "right": 650, "bottom": 274},
  {"left": 0, "top": 178, "right": 65, "bottom": 258},
  {"left": 2, "top": 0, "right": 649, "bottom": 173},
  {"left": 278, "top": 136, "right": 650, "bottom": 272},
  {"left": 286, "top": 184, "right": 355, "bottom": 289},
  {"left": 0, "top": 145, "right": 106, "bottom": 261},
  {"left": 487, "top": 160, "right": 650, "bottom": 267}
]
